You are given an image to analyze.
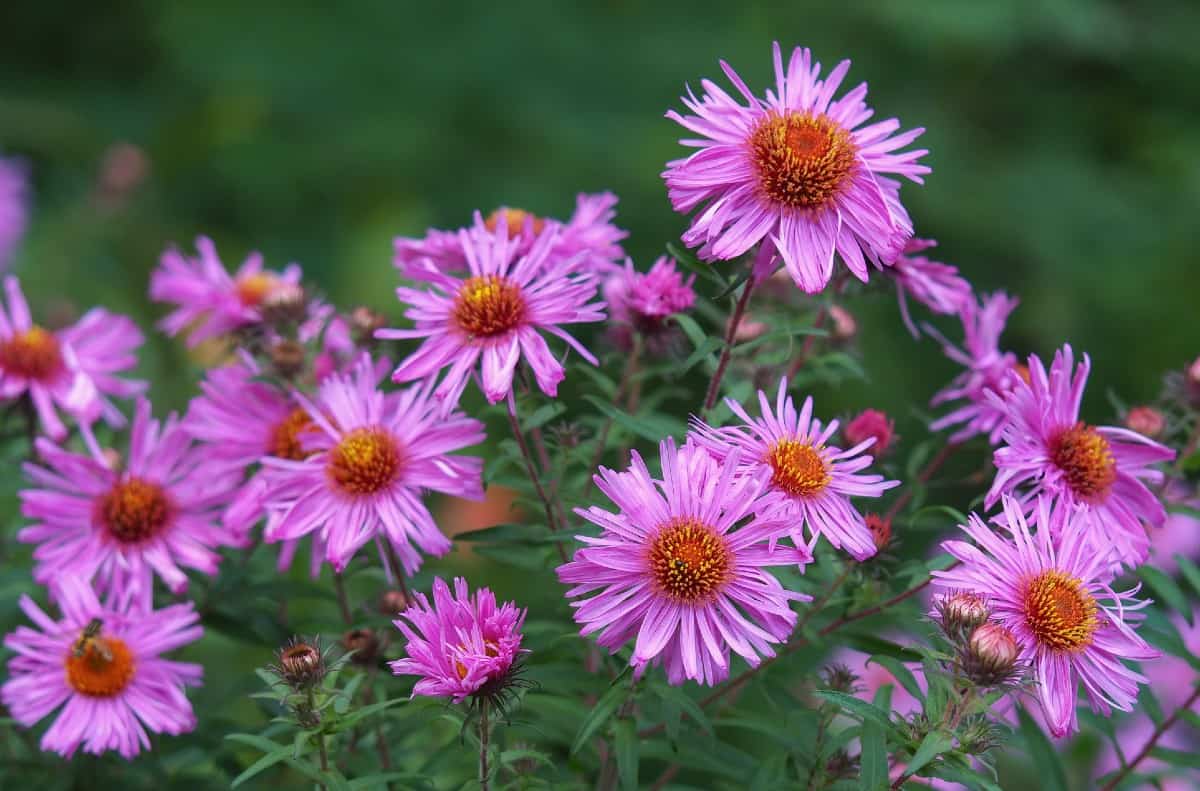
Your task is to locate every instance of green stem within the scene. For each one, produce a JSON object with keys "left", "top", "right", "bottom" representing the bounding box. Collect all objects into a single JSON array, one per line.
[{"left": 478, "top": 698, "right": 491, "bottom": 791}]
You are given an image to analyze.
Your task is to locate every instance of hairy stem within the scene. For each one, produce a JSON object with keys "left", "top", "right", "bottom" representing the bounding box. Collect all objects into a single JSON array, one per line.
[
  {"left": 703, "top": 274, "right": 757, "bottom": 411},
  {"left": 1100, "top": 685, "right": 1200, "bottom": 791}
]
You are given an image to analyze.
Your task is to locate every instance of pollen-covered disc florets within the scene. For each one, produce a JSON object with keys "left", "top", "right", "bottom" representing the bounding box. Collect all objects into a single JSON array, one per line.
[
  {"left": 648, "top": 518, "right": 733, "bottom": 603},
  {"left": 269, "top": 407, "right": 315, "bottom": 461},
  {"left": 328, "top": 427, "right": 402, "bottom": 496},
  {"left": 96, "top": 478, "right": 174, "bottom": 544},
  {"left": 484, "top": 207, "right": 546, "bottom": 237},
  {"left": 1022, "top": 569, "right": 1099, "bottom": 652},
  {"left": 0, "top": 325, "right": 62, "bottom": 381},
  {"left": 453, "top": 275, "right": 527, "bottom": 338},
  {"left": 750, "top": 112, "right": 858, "bottom": 210},
  {"left": 766, "top": 439, "right": 831, "bottom": 498},
  {"left": 1048, "top": 422, "right": 1116, "bottom": 501},
  {"left": 65, "top": 628, "right": 135, "bottom": 698}
]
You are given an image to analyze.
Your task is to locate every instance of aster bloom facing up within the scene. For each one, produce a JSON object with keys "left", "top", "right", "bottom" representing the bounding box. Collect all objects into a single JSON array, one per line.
[
  {"left": 558, "top": 438, "right": 810, "bottom": 686},
  {"left": 928, "top": 292, "right": 1024, "bottom": 444},
  {"left": 19, "top": 398, "right": 238, "bottom": 600},
  {"left": 889, "top": 238, "right": 973, "bottom": 337},
  {"left": 691, "top": 378, "right": 899, "bottom": 560},
  {"left": 987, "top": 345, "right": 1175, "bottom": 568},
  {"left": 150, "top": 236, "right": 302, "bottom": 347},
  {"left": 0, "top": 154, "right": 28, "bottom": 269},
  {"left": 933, "top": 496, "right": 1158, "bottom": 737},
  {"left": 663, "top": 43, "right": 929, "bottom": 293},
  {"left": 1, "top": 576, "right": 202, "bottom": 758},
  {"left": 389, "top": 577, "right": 527, "bottom": 704},
  {"left": 0, "top": 276, "right": 146, "bottom": 440},
  {"left": 260, "top": 358, "right": 485, "bottom": 575},
  {"left": 381, "top": 222, "right": 606, "bottom": 408}
]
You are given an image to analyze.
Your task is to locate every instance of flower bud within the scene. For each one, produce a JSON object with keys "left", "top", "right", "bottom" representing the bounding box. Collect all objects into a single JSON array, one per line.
[
  {"left": 963, "top": 623, "right": 1020, "bottom": 687},
  {"left": 729, "top": 313, "right": 768, "bottom": 343},
  {"left": 100, "top": 448, "right": 124, "bottom": 472},
  {"left": 820, "top": 663, "right": 860, "bottom": 695},
  {"left": 269, "top": 339, "right": 306, "bottom": 379},
  {"left": 379, "top": 589, "right": 411, "bottom": 616},
  {"left": 935, "top": 592, "right": 990, "bottom": 639},
  {"left": 1124, "top": 406, "right": 1164, "bottom": 439},
  {"left": 275, "top": 637, "right": 324, "bottom": 688},
  {"left": 844, "top": 409, "right": 896, "bottom": 456},
  {"left": 350, "top": 306, "right": 387, "bottom": 347},
  {"left": 864, "top": 513, "right": 892, "bottom": 553},
  {"left": 260, "top": 284, "right": 308, "bottom": 327},
  {"left": 829, "top": 304, "right": 856, "bottom": 342},
  {"left": 340, "top": 628, "right": 382, "bottom": 666}
]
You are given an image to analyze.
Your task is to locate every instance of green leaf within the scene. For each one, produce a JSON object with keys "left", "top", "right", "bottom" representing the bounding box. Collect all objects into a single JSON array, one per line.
[
  {"left": 581, "top": 395, "right": 684, "bottom": 443},
  {"left": 678, "top": 336, "right": 724, "bottom": 375},
  {"left": 905, "top": 730, "right": 954, "bottom": 777},
  {"left": 1137, "top": 683, "right": 1164, "bottom": 727},
  {"left": 570, "top": 682, "right": 626, "bottom": 755},
  {"left": 812, "top": 690, "right": 895, "bottom": 732},
  {"left": 651, "top": 682, "right": 711, "bottom": 735},
  {"left": 671, "top": 312, "right": 708, "bottom": 349},
  {"left": 860, "top": 700, "right": 889, "bottom": 790},
  {"left": 1016, "top": 705, "right": 1067, "bottom": 791},
  {"left": 229, "top": 738, "right": 292, "bottom": 787},
  {"left": 842, "top": 634, "right": 923, "bottom": 663},
  {"left": 1175, "top": 555, "right": 1200, "bottom": 601},
  {"left": 613, "top": 720, "right": 639, "bottom": 791},
  {"left": 667, "top": 241, "right": 727, "bottom": 288},
  {"left": 1138, "top": 566, "right": 1192, "bottom": 624},
  {"left": 330, "top": 698, "right": 406, "bottom": 732},
  {"left": 1149, "top": 746, "right": 1200, "bottom": 768},
  {"left": 866, "top": 655, "right": 926, "bottom": 703}
]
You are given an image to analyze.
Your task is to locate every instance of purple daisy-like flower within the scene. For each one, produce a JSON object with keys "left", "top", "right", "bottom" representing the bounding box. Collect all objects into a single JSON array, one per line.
[
  {"left": 19, "top": 397, "right": 238, "bottom": 601},
  {"left": 933, "top": 496, "right": 1158, "bottom": 738},
  {"left": 889, "top": 238, "right": 973, "bottom": 337},
  {"left": 0, "top": 154, "right": 29, "bottom": 270},
  {"left": 987, "top": 345, "right": 1175, "bottom": 569},
  {"left": 927, "top": 291, "right": 1024, "bottom": 444},
  {"left": 381, "top": 221, "right": 606, "bottom": 408},
  {"left": 691, "top": 378, "right": 899, "bottom": 561},
  {"left": 604, "top": 256, "right": 696, "bottom": 328},
  {"left": 663, "top": 43, "right": 929, "bottom": 293},
  {"left": 2, "top": 576, "right": 202, "bottom": 758},
  {"left": 150, "top": 236, "right": 302, "bottom": 347},
  {"left": 389, "top": 576, "right": 527, "bottom": 704},
  {"left": 0, "top": 276, "right": 145, "bottom": 441},
  {"left": 260, "top": 357, "right": 485, "bottom": 575},
  {"left": 557, "top": 438, "right": 810, "bottom": 686}
]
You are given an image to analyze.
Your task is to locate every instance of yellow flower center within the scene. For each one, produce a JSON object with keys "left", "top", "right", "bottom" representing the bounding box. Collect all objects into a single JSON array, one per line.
[
  {"left": 766, "top": 439, "right": 831, "bottom": 498},
  {"left": 0, "top": 326, "right": 63, "bottom": 381},
  {"left": 65, "top": 633, "right": 135, "bottom": 697},
  {"left": 269, "top": 407, "right": 316, "bottom": 461},
  {"left": 96, "top": 478, "right": 174, "bottom": 544},
  {"left": 327, "top": 427, "right": 401, "bottom": 496},
  {"left": 1023, "top": 569, "right": 1099, "bottom": 652},
  {"left": 235, "top": 272, "right": 279, "bottom": 308},
  {"left": 648, "top": 518, "right": 732, "bottom": 603},
  {"left": 484, "top": 207, "right": 546, "bottom": 237},
  {"left": 453, "top": 275, "right": 527, "bottom": 338},
  {"left": 1049, "top": 423, "right": 1116, "bottom": 501},
  {"left": 749, "top": 112, "right": 858, "bottom": 210}
]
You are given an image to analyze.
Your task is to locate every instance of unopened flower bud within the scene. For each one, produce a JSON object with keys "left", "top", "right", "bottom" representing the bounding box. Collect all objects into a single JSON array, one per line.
[
  {"left": 341, "top": 628, "right": 382, "bottom": 666},
  {"left": 379, "top": 589, "right": 411, "bottom": 616},
  {"left": 269, "top": 339, "right": 306, "bottom": 379},
  {"left": 864, "top": 513, "right": 892, "bottom": 553},
  {"left": 729, "top": 313, "right": 768, "bottom": 343},
  {"left": 844, "top": 409, "right": 896, "bottom": 456},
  {"left": 935, "top": 592, "right": 990, "bottom": 639},
  {"left": 1189, "top": 356, "right": 1200, "bottom": 389},
  {"left": 350, "top": 306, "right": 387, "bottom": 347},
  {"left": 820, "top": 663, "right": 860, "bottom": 695},
  {"left": 829, "top": 304, "right": 856, "bottom": 342},
  {"left": 1124, "top": 406, "right": 1164, "bottom": 438},
  {"left": 276, "top": 637, "right": 324, "bottom": 688},
  {"left": 260, "top": 284, "right": 308, "bottom": 327},
  {"left": 963, "top": 623, "right": 1020, "bottom": 687}
]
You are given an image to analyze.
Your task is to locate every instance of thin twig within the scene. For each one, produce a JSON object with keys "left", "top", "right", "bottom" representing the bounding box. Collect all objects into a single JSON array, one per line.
[
  {"left": 334, "top": 574, "right": 354, "bottom": 625},
  {"left": 1100, "top": 685, "right": 1200, "bottom": 791},
  {"left": 786, "top": 305, "right": 829, "bottom": 379},
  {"left": 703, "top": 274, "right": 757, "bottom": 411},
  {"left": 506, "top": 399, "right": 569, "bottom": 562}
]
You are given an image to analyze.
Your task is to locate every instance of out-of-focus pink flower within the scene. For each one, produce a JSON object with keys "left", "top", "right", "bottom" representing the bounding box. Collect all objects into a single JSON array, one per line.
[
  {"left": 1124, "top": 405, "right": 1165, "bottom": 438},
  {"left": 844, "top": 409, "right": 896, "bottom": 456},
  {"left": 0, "top": 154, "right": 28, "bottom": 270},
  {"left": 890, "top": 238, "right": 973, "bottom": 337},
  {"left": 1149, "top": 479, "right": 1200, "bottom": 575}
]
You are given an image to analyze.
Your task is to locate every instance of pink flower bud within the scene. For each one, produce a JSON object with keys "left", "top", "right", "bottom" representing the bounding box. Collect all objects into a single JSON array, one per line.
[
  {"left": 844, "top": 409, "right": 896, "bottom": 456},
  {"left": 1124, "top": 406, "right": 1164, "bottom": 438},
  {"left": 964, "top": 623, "right": 1021, "bottom": 686},
  {"left": 935, "top": 592, "right": 990, "bottom": 637},
  {"left": 829, "top": 304, "right": 856, "bottom": 341}
]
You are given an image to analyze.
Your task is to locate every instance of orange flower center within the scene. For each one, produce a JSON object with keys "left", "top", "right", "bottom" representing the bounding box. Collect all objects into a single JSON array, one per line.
[
  {"left": 766, "top": 439, "right": 831, "bottom": 498},
  {"left": 235, "top": 272, "right": 279, "bottom": 308},
  {"left": 269, "top": 407, "right": 315, "bottom": 460},
  {"left": 96, "top": 478, "right": 174, "bottom": 544},
  {"left": 648, "top": 518, "right": 732, "bottom": 603},
  {"left": 65, "top": 633, "right": 135, "bottom": 697},
  {"left": 1023, "top": 569, "right": 1099, "bottom": 652},
  {"left": 328, "top": 427, "right": 401, "bottom": 495},
  {"left": 749, "top": 112, "right": 858, "bottom": 210},
  {"left": 484, "top": 207, "right": 546, "bottom": 237},
  {"left": 453, "top": 275, "right": 527, "bottom": 338},
  {"left": 0, "top": 326, "right": 63, "bottom": 381},
  {"left": 1049, "top": 423, "right": 1116, "bottom": 501}
]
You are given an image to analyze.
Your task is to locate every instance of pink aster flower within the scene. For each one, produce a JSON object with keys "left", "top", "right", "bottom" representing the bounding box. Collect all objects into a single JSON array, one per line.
[
  {"left": 19, "top": 397, "right": 238, "bottom": 601},
  {"left": 557, "top": 438, "right": 810, "bottom": 686},
  {"left": 927, "top": 291, "right": 1024, "bottom": 444},
  {"left": 604, "top": 256, "right": 696, "bottom": 328},
  {"left": 381, "top": 221, "right": 606, "bottom": 408},
  {"left": 1149, "top": 479, "right": 1200, "bottom": 575},
  {"left": 0, "top": 276, "right": 145, "bottom": 441},
  {"left": 150, "top": 236, "right": 302, "bottom": 347},
  {"left": 2, "top": 576, "right": 202, "bottom": 759},
  {"left": 0, "top": 154, "right": 28, "bottom": 270},
  {"left": 691, "top": 378, "right": 899, "bottom": 561},
  {"left": 934, "top": 496, "right": 1159, "bottom": 738},
  {"left": 663, "top": 43, "right": 929, "bottom": 293},
  {"left": 389, "top": 576, "right": 526, "bottom": 704},
  {"left": 987, "top": 345, "right": 1175, "bottom": 569},
  {"left": 260, "top": 358, "right": 485, "bottom": 575},
  {"left": 889, "top": 238, "right": 973, "bottom": 337}
]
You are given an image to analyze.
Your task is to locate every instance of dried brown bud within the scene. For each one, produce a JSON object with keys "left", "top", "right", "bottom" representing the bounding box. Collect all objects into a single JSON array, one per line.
[
  {"left": 350, "top": 306, "right": 387, "bottom": 347},
  {"left": 1124, "top": 406, "right": 1164, "bottom": 439},
  {"left": 269, "top": 339, "right": 306, "bottom": 379},
  {"left": 276, "top": 638, "right": 324, "bottom": 688},
  {"left": 963, "top": 623, "right": 1020, "bottom": 686},
  {"left": 829, "top": 304, "right": 856, "bottom": 341},
  {"left": 340, "top": 628, "right": 382, "bottom": 666},
  {"left": 260, "top": 284, "right": 309, "bottom": 327},
  {"left": 379, "top": 589, "right": 411, "bottom": 616}
]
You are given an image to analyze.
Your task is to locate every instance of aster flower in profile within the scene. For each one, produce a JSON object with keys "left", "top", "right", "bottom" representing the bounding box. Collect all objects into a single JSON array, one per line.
[
  {"left": 987, "top": 345, "right": 1175, "bottom": 568},
  {"left": 389, "top": 577, "right": 528, "bottom": 705},
  {"left": 603, "top": 256, "right": 696, "bottom": 352},
  {"left": 0, "top": 154, "right": 28, "bottom": 270},
  {"left": 663, "top": 43, "right": 929, "bottom": 293},
  {"left": 381, "top": 222, "right": 606, "bottom": 408},
  {"left": 150, "top": 236, "right": 302, "bottom": 347},
  {"left": 260, "top": 357, "right": 485, "bottom": 575},
  {"left": 0, "top": 276, "right": 145, "bottom": 441},
  {"left": 2, "top": 576, "right": 202, "bottom": 758},
  {"left": 691, "top": 378, "right": 899, "bottom": 560},
  {"left": 928, "top": 291, "right": 1024, "bottom": 444},
  {"left": 889, "top": 238, "right": 973, "bottom": 337},
  {"left": 19, "top": 397, "right": 238, "bottom": 600},
  {"left": 558, "top": 438, "right": 810, "bottom": 686},
  {"left": 933, "top": 496, "right": 1158, "bottom": 737}
]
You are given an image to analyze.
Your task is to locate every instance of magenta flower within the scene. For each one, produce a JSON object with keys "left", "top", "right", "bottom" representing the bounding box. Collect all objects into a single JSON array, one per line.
[
  {"left": 663, "top": 43, "right": 929, "bottom": 293},
  {"left": 557, "top": 438, "right": 810, "bottom": 686},
  {"left": 0, "top": 154, "right": 28, "bottom": 269},
  {"left": 19, "top": 398, "right": 238, "bottom": 600},
  {"left": 2, "top": 576, "right": 202, "bottom": 758},
  {"left": 604, "top": 256, "right": 696, "bottom": 329},
  {"left": 987, "top": 345, "right": 1175, "bottom": 569},
  {"left": 928, "top": 292, "right": 1024, "bottom": 444},
  {"left": 381, "top": 222, "right": 606, "bottom": 408},
  {"left": 0, "top": 276, "right": 145, "bottom": 441},
  {"left": 150, "top": 236, "right": 302, "bottom": 347},
  {"left": 691, "top": 378, "right": 899, "bottom": 560},
  {"left": 389, "top": 576, "right": 526, "bottom": 704},
  {"left": 260, "top": 358, "right": 485, "bottom": 575},
  {"left": 889, "top": 238, "right": 973, "bottom": 337},
  {"left": 934, "top": 496, "right": 1158, "bottom": 737},
  {"left": 843, "top": 409, "right": 896, "bottom": 457}
]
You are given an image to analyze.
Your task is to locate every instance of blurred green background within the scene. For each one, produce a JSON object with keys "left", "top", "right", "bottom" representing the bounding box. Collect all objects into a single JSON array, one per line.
[{"left": 3, "top": 0, "right": 1198, "bottom": 418}]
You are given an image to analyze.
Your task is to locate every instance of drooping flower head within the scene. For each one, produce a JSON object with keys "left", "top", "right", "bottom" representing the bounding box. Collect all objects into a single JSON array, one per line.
[
  {"left": 0, "top": 276, "right": 145, "bottom": 440},
  {"left": 19, "top": 397, "right": 238, "bottom": 601},
  {"left": 382, "top": 221, "right": 606, "bottom": 408},
  {"left": 928, "top": 292, "right": 1024, "bottom": 444},
  {"left": 691, "top": 378, "right": 899, "bottom": 560},
  {"left": 933, "top": 496, "right": 1158, "bottom": 737},
  {"left": 663, "top": 43, "right": 929, "bottom": 293},
  {"left": 558, "top": 438, "right": 810, "bottom": 686},
  {"left": 259, "top": 357, "right": 485, "bottom": 575},
  {"left": 987, "top": 345, "right": 1175, "bottom": 569},
  {"left": 0, "top": 154, "right": 29, "bottom": 269},
  {"left": 150, "top": 236, "right": 302, "bottom": 347},
  {"left": 889, "top": 238, "right": 973, "bottom": 337},
  {"left": 2, "top": 576, "right": 202, "bottom": 758},
  {"left": 389, "top": 577, "right": 527, "bottom": 705}
]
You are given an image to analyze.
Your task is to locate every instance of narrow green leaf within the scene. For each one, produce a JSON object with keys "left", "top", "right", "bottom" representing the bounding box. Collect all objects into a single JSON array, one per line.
[
  {"left": 1175, "top": 555, "right": 1200, "bottom": 601},
  {"left": 1016, "top": 705, "right": 1068, "bottom": 791},
  {"left": 860, "top": 694, "right": 889, "bottom": 790},
  {"left": 812, "top": 690, "right": 895, "bottom": 731},
  {"left": 671, "top": 312, "right": 708, "bottom": 349},
  {"left": 842, "top": 634, "right": 922, "bottom": 663},
  {"left": 581, "top": 395, "right": 684, "bottom": 443},
  {"left": 1149, "top": 746, "right": 1200, "bottom": 768},
  {"left": 905, "top": 730, "right": 954, "bottom": 777},
  {"left": 678, "top": 336, "right": 724, "bottom": 375},
  {"left": 1138, "top": 683, "right": 1164, "bottom": 726},
  {"left": 230, "top": 741, "right": 292, "bottom": 787},
  {"left": 866, "top": 655, "right": 926, "bottom": 703},
  {"left": 570, "top": 683, "right": 625, "bottom": 755},
  {"left": 613, "top": 720, "right": 639, "bottom": 791},
  {"left": 652, "top": 682, "right": 711, "bottom": 735},
  {"left": 1139, "top": 566, "right": 1192, "bottom": 624}
]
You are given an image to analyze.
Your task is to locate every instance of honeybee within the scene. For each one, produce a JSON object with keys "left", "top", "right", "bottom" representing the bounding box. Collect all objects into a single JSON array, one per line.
[{"left": 71, "top": 618, "right": 112, "bottom": 662}]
